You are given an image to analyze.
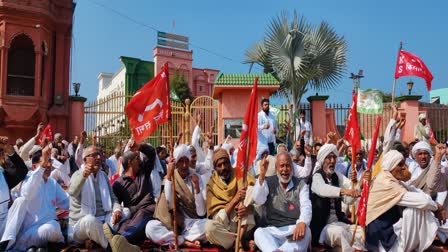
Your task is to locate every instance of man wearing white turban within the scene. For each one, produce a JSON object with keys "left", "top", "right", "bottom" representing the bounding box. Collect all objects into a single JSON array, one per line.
[
  {"left": 145, "top": 144, "right": 207, "bottom": 249},
  {"left": 365, "top": 150, "right": 441, "bottom": 252},
  {"left": 309, "top": 144, "right": 365, "bottom": 251},
  {"left": 407, "top": 141, "right": 438, "bottom": 192},
  {"left": 414, "top": 113, "right": 431, "bottom": 143}
]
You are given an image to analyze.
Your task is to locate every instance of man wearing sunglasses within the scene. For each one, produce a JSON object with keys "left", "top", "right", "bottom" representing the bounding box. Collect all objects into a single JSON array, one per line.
[{"left": 68, "top": 146, "right": 139, "bottom": 251}]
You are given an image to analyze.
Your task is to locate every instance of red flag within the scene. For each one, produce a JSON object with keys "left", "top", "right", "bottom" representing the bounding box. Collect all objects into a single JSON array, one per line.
[
  {"left": 356, "top": 116, "right": 381, "bottom": 227},
  {"left": 344, "top": 90, "right": 361, "bottom": 154},
  {"left": 235, "top": 77, "right": 258, "bottom": 180},
  {"left": 395, "top": 49, "right": 433, "bottom": 90},
  {"left": 125, "top": 64, "right": 171, "bottom": 142},
  {"left": 38, "top": 123, "right": 53, "bottom": 144},
  {"left": 426, "top": 118, "right": 437, "bottom": 144}
]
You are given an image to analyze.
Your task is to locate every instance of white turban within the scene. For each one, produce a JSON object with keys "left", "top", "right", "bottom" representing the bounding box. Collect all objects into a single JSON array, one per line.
[
  {"left": 29, "top": 145, "right": 42, "bottom": 157},
  {"left": 222, "top": 143, "right": 234, "bottom": 151},
  {"left": 381, "top": 150, "right": 404, "bottom": 171},
  {"left": 173, "top": 144, "right": 191, "bottom": 163},
  {"left": 317, "top": 144, "right": 339, "bottom": 165},
  {"left": 412, "top": 141, "right": 433, "bottom": 156},
  {"left": 418, "top": 113, "right": 427, "bottom": 120}
]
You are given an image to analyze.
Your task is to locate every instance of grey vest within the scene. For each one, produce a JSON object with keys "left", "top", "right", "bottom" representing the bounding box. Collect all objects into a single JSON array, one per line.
[{"left": 265, "top": 176, "right": 305, "bottom": 227}]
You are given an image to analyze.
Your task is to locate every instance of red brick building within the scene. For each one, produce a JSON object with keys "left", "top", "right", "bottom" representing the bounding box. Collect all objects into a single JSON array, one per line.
[{"left": 0, "top": 0, "right": 75, "bottom": 141}]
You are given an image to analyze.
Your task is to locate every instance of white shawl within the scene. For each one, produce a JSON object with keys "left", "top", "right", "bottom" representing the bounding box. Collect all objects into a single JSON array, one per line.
[{"left": 80, "top": 164, "right": 112, "bottom": 216}]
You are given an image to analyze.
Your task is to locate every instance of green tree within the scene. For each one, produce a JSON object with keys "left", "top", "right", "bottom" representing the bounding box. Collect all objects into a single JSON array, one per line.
[
  {"left": 378, "top": 91, "right": 393, "bottom": 102},
  {"left": 245, "top": 11, "right": 347, "bottom": 114},
  {"left": 170, "top": 71, "right": 193, "bottom": 102}
]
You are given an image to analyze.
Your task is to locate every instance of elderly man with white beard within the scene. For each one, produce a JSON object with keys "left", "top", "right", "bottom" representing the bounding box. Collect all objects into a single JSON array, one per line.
[
  {"left": 365, "top": 150, "right": 441, "bottom": 252},
  {"left": 0, "top": 146, "right": 68, "bottom": 252},
  {"left": 309, "top": 144, "right": 365, "bottom": 251},
  {"left": 252, "top": 151, "right": 312, "bottom": 252}
]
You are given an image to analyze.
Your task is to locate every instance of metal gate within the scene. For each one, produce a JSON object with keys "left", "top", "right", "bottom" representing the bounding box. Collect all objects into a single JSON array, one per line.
[{"left": 84, "top": 92, "right": 218, "bottom": 155}]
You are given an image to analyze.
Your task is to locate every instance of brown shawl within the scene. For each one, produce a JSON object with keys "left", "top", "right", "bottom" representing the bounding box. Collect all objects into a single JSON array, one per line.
[
  {"left": 206, "top": 169, "right": 255, "bottom": 218},
  {"left": 366, "top": 170, "right": 408, "bottom": 225},
  {"left": 154, "top": 170, "right": 198, "bottom": 231},
  {"left": 410, "top": 161, "right": 433, "bottom": 194}
]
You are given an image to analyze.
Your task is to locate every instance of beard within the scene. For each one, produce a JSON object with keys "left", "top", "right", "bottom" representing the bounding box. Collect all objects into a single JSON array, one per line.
[{"left": 277, "top": 172, "right": 292, "bottom": 184}]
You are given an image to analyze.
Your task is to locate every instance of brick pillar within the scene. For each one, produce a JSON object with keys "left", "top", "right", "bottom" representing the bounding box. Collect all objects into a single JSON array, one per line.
[
  {"left": 68, "top": 95, "right": 87, "bottom": 141},
  {"left": 397, "top": 95, "right": 422, "bottom": 143},
  {"left": 307, "top": 95, "right": 329, "bottom": 142}
]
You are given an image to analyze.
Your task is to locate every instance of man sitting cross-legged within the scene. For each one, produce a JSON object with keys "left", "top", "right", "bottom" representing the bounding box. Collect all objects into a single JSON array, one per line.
[
  {"left": 68, "top": 145, "right": 139, "bottom": 251},
  {"left": 145, "top": 144, "right": 207, "bottom": 249},
  {"left": 205, "top": 148, "right": 256, "bottom": 251},
  {"left": 0, "top": 146, "right": 68, "bottom": 251},
  {"left": 252, "top": 151, "right": 312, "bottom": 252}
]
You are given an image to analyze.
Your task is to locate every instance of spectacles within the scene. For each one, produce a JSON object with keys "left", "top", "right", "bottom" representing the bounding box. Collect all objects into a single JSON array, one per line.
[{"left": 85, "top": 152, "right": 100, "bottom": 158}]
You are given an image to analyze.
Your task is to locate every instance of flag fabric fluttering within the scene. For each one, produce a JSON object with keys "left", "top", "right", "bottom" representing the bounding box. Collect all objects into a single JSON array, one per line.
[
  {"left": 356, "top": 116, "right": 382, "bottom": 227},
  {"left": 235, "top": 77, "right": 259, "bottom": 180},
  {"left": 426, "top": 118, "right": 437, "bottom": 144},
  {"left": 125, "top": 64, "right": 171, "bottom": 142},
  {"left": 38, "top": 123, "right": 53, "bottom": 144},
  {"left": 395, "top": 49, "right": 433, "bottom": 91},
  {"left": 344, "top": 90, "right": 361, "bottom": 154},
  {"left": 357, "top": 89, "right": 383, "bottom": 114}
]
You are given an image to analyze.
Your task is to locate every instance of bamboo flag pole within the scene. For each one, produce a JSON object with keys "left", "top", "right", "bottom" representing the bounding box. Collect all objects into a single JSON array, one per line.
[
  {"left": 350, "top": 150, "right": 356, "bottom": 223},
  {"left": 391, "top": 42, "right": 403, "bottom": 104},
  {"left": 235, "top": 139, "right": 250, "bottom": 252},
  {"left": 351, "top": 116, "right": 382, "bottom": 246},
  {"left": 168, "top": 119, "right": 179, "bottom": 250}
]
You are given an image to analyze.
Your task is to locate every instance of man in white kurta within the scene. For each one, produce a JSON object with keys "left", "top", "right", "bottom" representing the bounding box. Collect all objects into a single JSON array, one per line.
[
  {"left": 1, "top": 148, "right": 69, "bottom": 251},
  {"left": 50, "top": 148, "right": 71, "bottom": 187},
  {"left": 146, "top": 144, "right": 207, "bottom": 249},
  {"left": 295, "top": 110, "right": 313, "bottom": 145},
  {"left": 252, "top": 151, "right": 312, "bottom": 252},
  {"left": 366, "top": 150, "right": 440, "bottom": 252},
  {"left": 68, "top": 146, "right": 139, "bottom": 251},
  {"left": 257, "top": 98, "right": 278, "bottom": 156},
  {"left": 310, "top": 144, "right": 364, "bottom": 251}
]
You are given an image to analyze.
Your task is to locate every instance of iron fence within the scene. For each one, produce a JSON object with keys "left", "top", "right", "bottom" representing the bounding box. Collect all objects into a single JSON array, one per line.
[
  {"left": 84, "top": 91, "right": 218, "bottom": 155},
  {"left": 420, "top": 102, "right": 448, "bottom": 143}
]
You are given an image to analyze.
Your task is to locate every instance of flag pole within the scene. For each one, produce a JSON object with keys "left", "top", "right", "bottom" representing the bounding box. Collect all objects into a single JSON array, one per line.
[
  {"left": 391, "top": 42, "right": 403, "bottom": 104},
  {"left": 235, "top": 138, "right": 250, "bottom": 252},
  {"left": 169, "top": 118, "right": 179, "bottom": 250},
  {"left": 351, "top": 116, "right": 382, "bottom": 246}
]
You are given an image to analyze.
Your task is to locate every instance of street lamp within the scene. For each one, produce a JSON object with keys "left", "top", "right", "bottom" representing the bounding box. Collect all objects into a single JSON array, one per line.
[
  {"left": 349, "top": 69, "right": 364, "bottom": 88},
  {"left": 407, "top": 80, "right": 414, "bottom": 95},
  {"left": 73, "top": 82, "right": 81, "bottom": 96}
]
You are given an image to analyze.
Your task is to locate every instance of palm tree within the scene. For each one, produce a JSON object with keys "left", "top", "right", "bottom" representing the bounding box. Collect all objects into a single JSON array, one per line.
[{"left": 245, "top": 11, "right": 347, "bottom": 115}]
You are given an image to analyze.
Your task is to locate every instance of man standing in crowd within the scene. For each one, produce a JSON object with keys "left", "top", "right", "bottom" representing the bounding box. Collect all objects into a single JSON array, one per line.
[{"left": 257, "top": 98, "right": 278, "bottom": 156}]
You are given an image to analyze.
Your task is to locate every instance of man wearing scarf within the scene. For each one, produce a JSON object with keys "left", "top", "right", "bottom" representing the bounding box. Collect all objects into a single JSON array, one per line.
[
  {"left": 205, "top": 149, "right": 256, "bottom": 251},
  {"left": 309, "top": 144, "right": 364, "bottom": 251},
  {"left": 145, "top": 144, "right": 207, "bottom": 249},
  {"left": 68, "top": 146, "right": 139, "bottom": 251},
  {"left": 407, "top": 141, "right": 439, "bottom": 193},
  {"left": 108, "top": 143, "right": 158, "bottom": 245},
  {"left": 0, "top": 146, "right": 68, "bottom": 251},
  {"left": 366, "top": 150, "right": 440, "bottom": 251},
  {"left": 252, "top": 151, "right": 311, "bottom": 251}
]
